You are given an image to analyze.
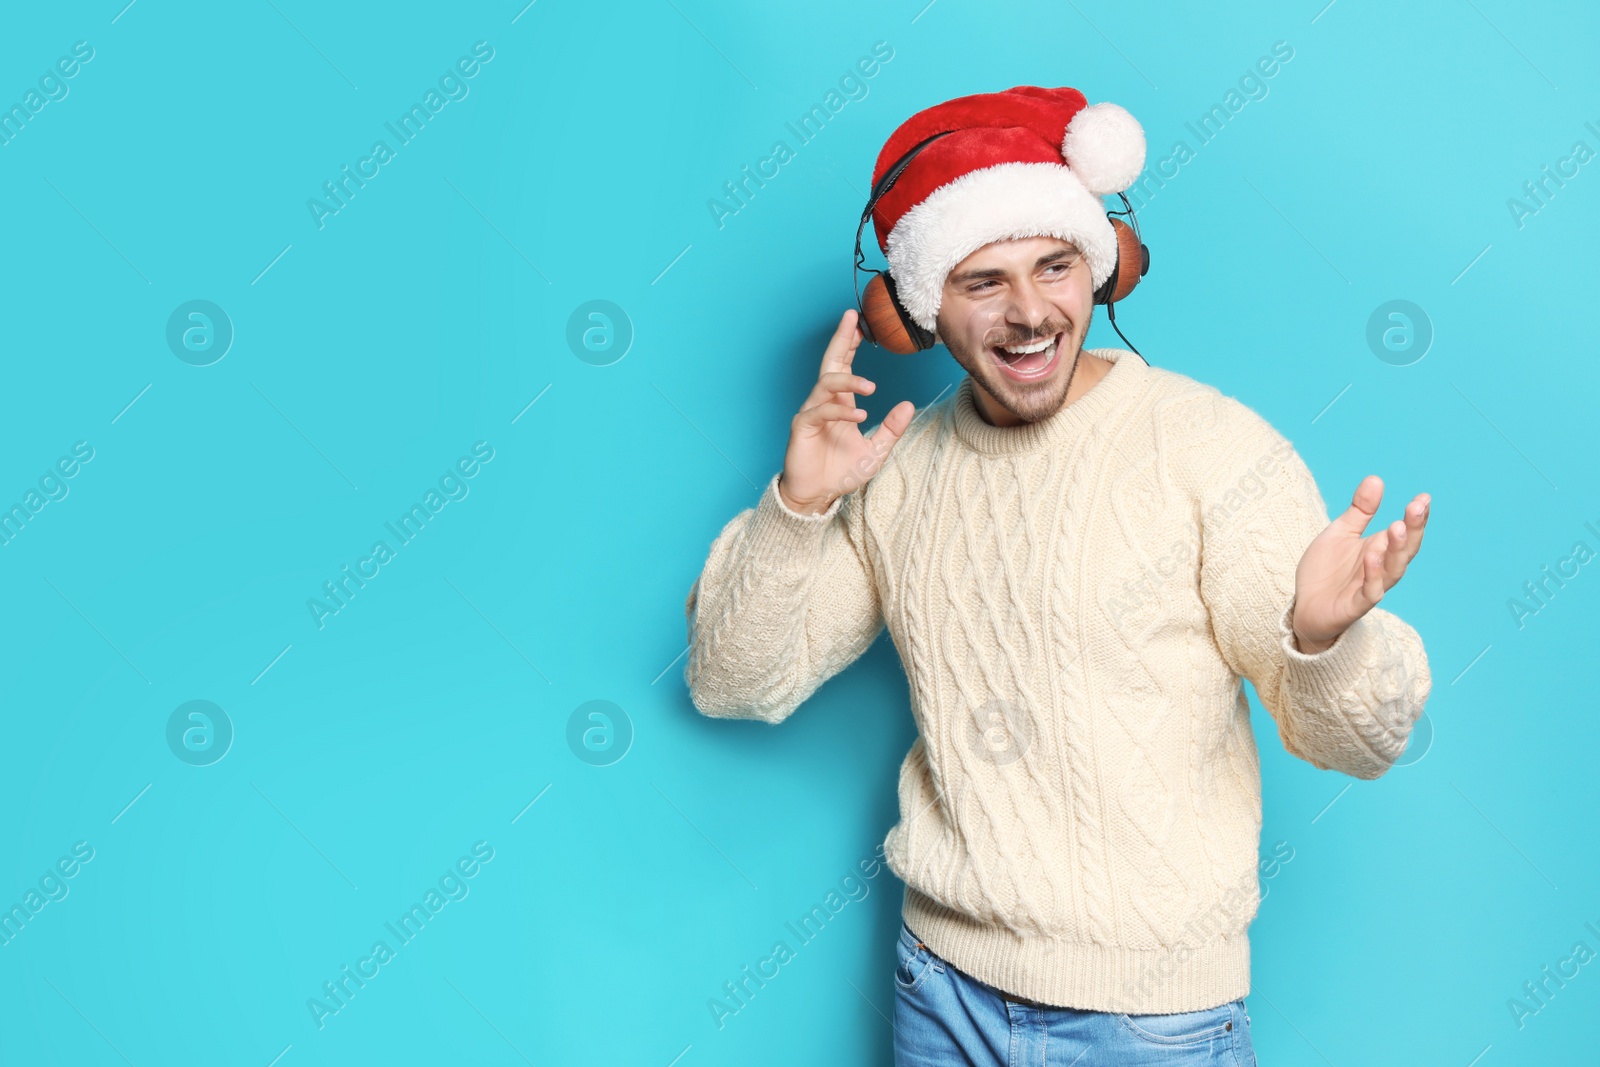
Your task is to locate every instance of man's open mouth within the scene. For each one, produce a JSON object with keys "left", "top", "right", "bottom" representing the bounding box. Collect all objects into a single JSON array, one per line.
[{"left": 990, "top": 331, "right": 1063, "bottom": 381}]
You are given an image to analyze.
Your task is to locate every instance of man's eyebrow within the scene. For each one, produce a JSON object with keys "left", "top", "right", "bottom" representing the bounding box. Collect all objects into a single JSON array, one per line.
[
  {"left": 948, "top": 265, "right": 1007, "bottom": 283},
  {"left": 949, "top": 248, "right": 1082, "bottom": 284}
]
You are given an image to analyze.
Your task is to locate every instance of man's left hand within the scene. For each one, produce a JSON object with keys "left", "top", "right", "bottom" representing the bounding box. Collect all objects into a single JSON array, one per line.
[{"left": 1292, "top": 475, "right": 1430, "bottom": 653}]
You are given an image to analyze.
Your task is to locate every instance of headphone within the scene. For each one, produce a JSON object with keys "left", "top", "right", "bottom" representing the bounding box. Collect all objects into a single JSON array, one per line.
[{"left": 852, "top": 130, "right": 1151, "bottom": 359}]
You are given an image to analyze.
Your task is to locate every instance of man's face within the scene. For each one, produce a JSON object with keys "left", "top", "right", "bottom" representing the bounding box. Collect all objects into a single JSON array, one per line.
[{"left": 934, "top": 235, "right": 1095, "bottom": 424}]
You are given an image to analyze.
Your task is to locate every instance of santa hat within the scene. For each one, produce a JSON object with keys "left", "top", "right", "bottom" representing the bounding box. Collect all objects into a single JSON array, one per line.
[{"left": 869, "top": 86, "right": 1145, "bottom": 333}]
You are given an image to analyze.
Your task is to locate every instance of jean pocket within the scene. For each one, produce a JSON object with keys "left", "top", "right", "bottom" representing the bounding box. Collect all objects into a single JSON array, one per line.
[
  {"left": 1117, "top": 1000, "right": 1236, "bottom": 1045},
  {"left": 894, "top": 922, "right": 937, "bottom": 993}
]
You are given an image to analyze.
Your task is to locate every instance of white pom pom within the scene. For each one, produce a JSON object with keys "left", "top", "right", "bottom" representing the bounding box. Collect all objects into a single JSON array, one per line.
[{"left": 1061, "top": 101, "right": 1146, "bottom": 196}]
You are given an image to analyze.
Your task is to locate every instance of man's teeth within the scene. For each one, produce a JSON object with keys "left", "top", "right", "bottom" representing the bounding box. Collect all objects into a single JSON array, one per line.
[{"left": 1002, "top": 337, "right": 1054, "bottom": 354}]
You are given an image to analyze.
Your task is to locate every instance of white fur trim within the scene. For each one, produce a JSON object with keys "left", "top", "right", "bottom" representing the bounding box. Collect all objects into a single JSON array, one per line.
[
  {"left": 1061, "top": 102, "right": 1145, "bottom": 196},
  {"left": 884, "top": 162, "right": 1115, "bottom": 332}
]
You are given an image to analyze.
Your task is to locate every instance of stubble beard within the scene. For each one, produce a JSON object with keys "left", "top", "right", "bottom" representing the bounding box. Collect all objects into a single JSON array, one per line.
[{"left": 941, "top": 313, "right": 1088, "bottom": 424}]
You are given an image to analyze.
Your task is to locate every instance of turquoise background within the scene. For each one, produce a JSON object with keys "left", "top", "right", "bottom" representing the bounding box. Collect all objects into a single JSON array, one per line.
[{"left": 1, "top": 0, "right": 1595, "bottom": 1063}]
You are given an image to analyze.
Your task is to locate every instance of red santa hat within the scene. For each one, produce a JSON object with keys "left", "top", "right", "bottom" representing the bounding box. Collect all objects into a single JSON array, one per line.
[{"left": 869, "top": 86, "right": 1146, "bottom": 333}]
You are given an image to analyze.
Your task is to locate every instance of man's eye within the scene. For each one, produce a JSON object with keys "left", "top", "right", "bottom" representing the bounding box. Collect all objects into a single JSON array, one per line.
[{"left": 969, "top": 280, "right": 997, "bottom": 292}]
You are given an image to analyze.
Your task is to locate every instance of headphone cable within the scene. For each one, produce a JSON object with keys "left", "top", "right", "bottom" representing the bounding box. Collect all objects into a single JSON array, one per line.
[{"left": 1104, "top": 299, "right": 1147, "bottom": 364}]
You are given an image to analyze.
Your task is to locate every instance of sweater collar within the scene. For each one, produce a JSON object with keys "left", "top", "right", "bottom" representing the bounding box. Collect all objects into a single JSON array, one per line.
[{"left": 951, "top": 347, "right": 1146, "bottom": 455}]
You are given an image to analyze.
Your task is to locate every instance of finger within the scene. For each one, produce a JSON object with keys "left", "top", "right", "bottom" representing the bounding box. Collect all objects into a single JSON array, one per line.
[
  {"left": 803, "top": 370, "right": 874, "bottom": 411},
  {"left": 1360, "top": 536, "right": 1388, "bottom": 606},
  {"left": 863, "top": 399, "right": 917, "bottom": 454},
  {"left": 1381, "top": 519, "right": 1411, "bottom": 587},
  {"left": 819, "top": 369, "right": 873, "bottom": 395},
  {"left": 1333, "top": 474, "right": 1385, "bottom": 537},
  {"left": 1376, "top": 493, "right": 1429, "bottom": 588},
  {"left": 795, "top": 400, "right": 868, "bottom": 430},
  {"left": 819, "top": 309, "right": 863, "bottom": 378},
  {"left": 1402, "top": 492, "right": 1429, "bottom": 559},
  {"left": 857, "top": 401, "right": 916, "bottom": 476}
]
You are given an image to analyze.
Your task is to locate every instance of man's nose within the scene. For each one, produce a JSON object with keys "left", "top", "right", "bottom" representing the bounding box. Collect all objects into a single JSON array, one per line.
[{"left": 1007, "top": 282, "right": 1054, "bottom": 334}]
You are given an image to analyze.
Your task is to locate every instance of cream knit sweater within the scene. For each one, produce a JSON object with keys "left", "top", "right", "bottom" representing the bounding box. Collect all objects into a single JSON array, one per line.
[{"left": 683, "top": 347, "right": 1431, "bottom": 1013}]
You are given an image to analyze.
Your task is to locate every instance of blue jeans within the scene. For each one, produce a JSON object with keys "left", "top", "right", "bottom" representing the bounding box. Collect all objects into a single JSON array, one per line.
[{"left": 894, "top": 920, "right": 1257, "bottom": 1066}]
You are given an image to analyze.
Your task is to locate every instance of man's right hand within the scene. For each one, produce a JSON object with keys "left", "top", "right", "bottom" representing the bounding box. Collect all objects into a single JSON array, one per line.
[{"left": 777, "top": 309, "right": 916, "bottom": 516}]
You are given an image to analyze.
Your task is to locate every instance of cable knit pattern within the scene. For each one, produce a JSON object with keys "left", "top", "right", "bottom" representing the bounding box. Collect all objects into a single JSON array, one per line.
[{"left": 683, "top": 348, "right": 1433, "bottom": 1013}]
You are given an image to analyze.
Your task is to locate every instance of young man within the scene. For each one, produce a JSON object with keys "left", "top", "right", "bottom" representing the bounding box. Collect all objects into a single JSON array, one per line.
[{"left": 683, "top": 86, "right": 1431, "bottom": 1065}]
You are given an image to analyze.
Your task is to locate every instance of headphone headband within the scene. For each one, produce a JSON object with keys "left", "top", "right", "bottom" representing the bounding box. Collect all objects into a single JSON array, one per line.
[{"left": 852, "top": 131, "right": 952, "bottom": 307}]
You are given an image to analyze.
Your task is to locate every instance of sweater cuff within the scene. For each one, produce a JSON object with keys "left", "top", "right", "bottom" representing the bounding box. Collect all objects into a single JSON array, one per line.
[
  {"left": 744, "top": 471, "right": 842, "bottom": 566},
  {"left": 1277, "top": 596, "right": 1381, "bottom": 711}
]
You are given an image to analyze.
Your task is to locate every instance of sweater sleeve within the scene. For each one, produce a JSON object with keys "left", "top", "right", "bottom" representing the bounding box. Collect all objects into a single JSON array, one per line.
[
  {"left": 683, "top": 471, "right": 885, "bottom": 724},
  {"left": 1194, "top": 396, "right": 1433, "bottom": 780}
]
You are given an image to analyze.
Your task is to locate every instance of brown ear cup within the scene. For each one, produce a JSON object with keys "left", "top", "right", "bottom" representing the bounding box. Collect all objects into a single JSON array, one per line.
[
  {"left": 860, "top": 272, "right": 934, "bottom": 355},
  {"left": 1094, "top": 215, "right": 1149, "bottom": 306}
]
